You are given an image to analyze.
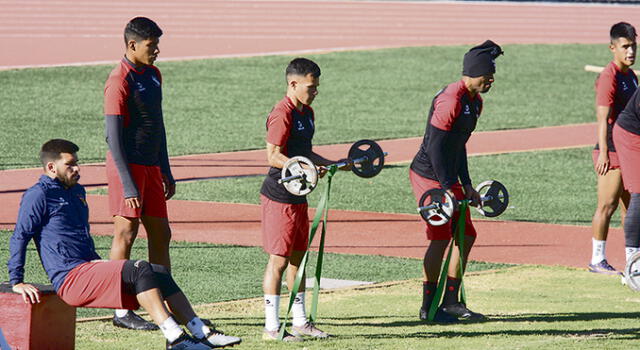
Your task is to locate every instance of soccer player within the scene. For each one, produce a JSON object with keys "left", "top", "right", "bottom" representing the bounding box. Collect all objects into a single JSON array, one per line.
[
  {"left": 590, "top": 22, "right": 637, "bottom": 274},
  {"left": 409, "top": 41, "right": 503, "bottom": 322},
  {"left": 104, "top": 17, "right": 176, "bottom": 329},
  {"left": 7, "top": 139, "right": 241, "bottom": 350},
  {"left": 260, "top": 58, "right": 348, "bottom": 341}
]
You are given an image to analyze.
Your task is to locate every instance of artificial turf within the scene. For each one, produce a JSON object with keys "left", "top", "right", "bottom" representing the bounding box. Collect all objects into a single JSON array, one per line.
[{"left": 0, "top": 44, "right": 608, "bottom": 169}]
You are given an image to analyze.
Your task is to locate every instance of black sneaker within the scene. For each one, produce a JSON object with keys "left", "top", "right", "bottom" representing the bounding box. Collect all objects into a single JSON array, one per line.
[
  {"left": 440, "top": 303, "right": 486, "bottom": 321},
  {"left": 112, "top": 310, "right": 159, "bottom": 331},
  {"left": 419, "top": 306, "right": 459, "bottom": 323},
  {"left": 167, "top": 333, "right": 210, "bottom": 350}
]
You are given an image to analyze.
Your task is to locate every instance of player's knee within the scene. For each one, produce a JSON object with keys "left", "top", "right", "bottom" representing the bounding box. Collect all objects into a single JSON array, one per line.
[{"left": 597, "top": 201, "right": 619, "bottom": 217}]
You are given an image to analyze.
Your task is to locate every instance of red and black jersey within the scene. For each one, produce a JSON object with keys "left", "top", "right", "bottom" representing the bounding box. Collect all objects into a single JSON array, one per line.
[
  {"left": 410, "top": 80, "right": 482, "bottom": 190},
  {"left": 595, "top": 61, "right": 638, "bottom": 151},
  {"left": 104, "top": 57, "right": 166, "bottom": 166},
  {"left": 616, "top": 87, "right": 640, "bottom": 136},
  {"left": 260, "top": 97, "right": 315, "bottom": 204}
]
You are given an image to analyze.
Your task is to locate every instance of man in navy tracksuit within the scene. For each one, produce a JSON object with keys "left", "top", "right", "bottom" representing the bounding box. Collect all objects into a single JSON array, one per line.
[{"left": 7, "top": 139, "right": 240, "bottom": 350}]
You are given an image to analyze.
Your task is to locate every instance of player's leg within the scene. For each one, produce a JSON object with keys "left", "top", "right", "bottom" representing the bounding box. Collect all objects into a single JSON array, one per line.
[
  {"left": 590, "top": 168, "right": 624, "bottom": 273},
  {"left": 141, "top": 215, "right": 172, "bottom": 268}
]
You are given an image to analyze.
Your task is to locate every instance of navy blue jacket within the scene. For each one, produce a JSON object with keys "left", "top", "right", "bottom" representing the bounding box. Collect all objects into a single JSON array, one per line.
[{"left": 7, "top": 175, "right": 100, "bottom": 291}]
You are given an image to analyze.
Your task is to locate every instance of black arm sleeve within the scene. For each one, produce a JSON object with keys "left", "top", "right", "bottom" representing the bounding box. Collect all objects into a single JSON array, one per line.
[
  {"left": 105, "top": 115, "right": 139, "bottom": 198},
  {"left": 158, "top": 122, "right": 175, "bottom": 185},
  {"left": 457, "top": 146, "right": 471, "bottom": 186},
  {"left": 426, "top": 127, "right": 457, "bottom": 190}
]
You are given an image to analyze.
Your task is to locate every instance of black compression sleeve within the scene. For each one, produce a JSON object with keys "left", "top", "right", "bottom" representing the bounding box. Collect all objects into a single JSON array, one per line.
[
  {"left": 625, "top": 193, "right": 640, "bottom": 248},
  {"left": 105, "top": 115, "right": 139, "bottom": 198},
  {"left": 426, "top": 127, "right": 457, "bottom": 190},
  {"left": 457, "top": 146, "right": 471, "bottom": 186},
  {"left": 158, "top": 123, "right": 175, "bottom": 185}
]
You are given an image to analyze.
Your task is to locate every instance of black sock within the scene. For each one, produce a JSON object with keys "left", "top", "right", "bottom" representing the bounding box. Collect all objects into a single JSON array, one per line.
[
  {"left": 442, "top": 277, "right": 461, "bottom": 306},
  {"left": 422, "top": 281, "right": 437, "bottom": 310}
]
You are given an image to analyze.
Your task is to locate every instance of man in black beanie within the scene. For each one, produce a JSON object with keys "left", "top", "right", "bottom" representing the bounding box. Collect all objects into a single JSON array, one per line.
[{"left": 409, "top": 40, "right": 503, "bottom": 322}]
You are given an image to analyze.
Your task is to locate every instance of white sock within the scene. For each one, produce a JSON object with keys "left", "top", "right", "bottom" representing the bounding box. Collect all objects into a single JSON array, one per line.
[
  {"left": 591, "top": 239, "right": 606, "bottom": 265},
  {"left": 159, "top": 317, "right": 183, "bottom": 343},
  {"left": 292, "top": 292, "right": 308, "bottom": 327},
  {"left": 114, "top": 309, "right": 129, "bottom": 318},
  {"left": 626, "top": 247, "right": 640, "bottom": 262},
  {"left": 187, "top": 317, "right": 210, "bottom": 339},
  {"left": 264, "top": 294, "right": 280, "bottom": 331}
]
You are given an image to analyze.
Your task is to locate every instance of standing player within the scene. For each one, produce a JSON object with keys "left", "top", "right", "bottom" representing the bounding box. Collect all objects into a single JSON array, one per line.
[
  {"left": 8, "top": 139, "right": 241, "bottom": 350},
  {"left": 260, "top": 58, "right": 347, "bottom": 341},
  {"left": 409, "top": 41, "right": 503, "bottom": 322},
  {"left": 590, "top": 22, "right": 637, "bottom": 274},
  {"left": 104, "top": 17, "right": 175, "bottom": 330}
]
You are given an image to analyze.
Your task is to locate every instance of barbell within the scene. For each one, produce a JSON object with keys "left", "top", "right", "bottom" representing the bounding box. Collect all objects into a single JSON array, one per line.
[
  {"left": 416, "top": 180, "right": 509, "bottom": 226},
  {"left": 625, "top": 252, "right": 640, "bottom": 291},
  {"left": 278, "top": 139, "right": 387, "bottom": 196}
]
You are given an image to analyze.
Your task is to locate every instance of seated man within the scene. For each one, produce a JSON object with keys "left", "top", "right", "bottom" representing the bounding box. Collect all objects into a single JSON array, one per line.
[{"left": 7, "top": 139, "right": 241, "bottom": 350}]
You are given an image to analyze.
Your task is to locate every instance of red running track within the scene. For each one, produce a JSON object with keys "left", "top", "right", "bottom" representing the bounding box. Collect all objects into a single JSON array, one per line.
[{"left": 2, "top": 1, "right": 640, "bottom": 69}]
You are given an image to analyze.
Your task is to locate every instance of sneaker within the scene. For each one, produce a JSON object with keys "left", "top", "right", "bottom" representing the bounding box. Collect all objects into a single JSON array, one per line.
[
  {"left": 291, "top": 322, "right": 330, "bottom": 339},
  {"left": 262, "top": 328, "right": 303, "bottom": 342},
  {"left": 440, "top": 303, "right": 486, "bottom": 321},
  {"left": 167, "top": 333, "right": 210, "bottom": 350},
  {"left": 588, "top": 259, "right": 622, "bottom": 275},
  {"left": 198, "top": 328, "right": 242, "bottom": 348},
  {"left": 419, "top": 306, "right": 459, "bottom": 324},
  {"left": 112, "top": 310, "right": 159, "bottom": 331}
]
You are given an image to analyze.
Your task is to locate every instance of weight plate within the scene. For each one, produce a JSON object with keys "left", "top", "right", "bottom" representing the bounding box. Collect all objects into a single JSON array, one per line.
[
  {"left": 281, "top": 156, "right": 318, "bottom": 196},
  {"left": 347, "top": 139, "right": 385, "bottom": 178},
  {"left": 418, "top": 188, "right": 457, "bottom": 226},
  {"left": 474, "top": 180, "right": 509, "bottom": 218}
]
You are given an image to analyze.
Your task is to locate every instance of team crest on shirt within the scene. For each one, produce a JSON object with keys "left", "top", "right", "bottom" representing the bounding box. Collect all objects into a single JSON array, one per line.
[
  {"left": 151, "top": 75, "right": 160, "bottom": 87},
  {"left": 623, "top": 81, "right": 629, "bottom": 91},
  {"left": 77, "top": 195, "right": 87, "bottom": 207},
  {"left": 58, "top": 197, "right": 69, "bottom": 206},
  {"left": 136, "top": 82, "right": 146, "bottom": 92},
  {"left": 463, "top": 104, "right": 471, "bottom": 115},
  {"left": 297, "top": 120, "right": 305, "bottom": 131}
]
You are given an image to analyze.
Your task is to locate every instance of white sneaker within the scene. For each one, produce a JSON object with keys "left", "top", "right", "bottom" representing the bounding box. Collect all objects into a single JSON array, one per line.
[{"left": 199, "top": 329, "right": 242, "bottom": 348}]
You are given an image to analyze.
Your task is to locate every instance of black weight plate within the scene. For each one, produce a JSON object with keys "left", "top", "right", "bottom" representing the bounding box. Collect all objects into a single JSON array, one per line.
[{"left": 348, "top": 139, "right": 385, "bottom": 178}]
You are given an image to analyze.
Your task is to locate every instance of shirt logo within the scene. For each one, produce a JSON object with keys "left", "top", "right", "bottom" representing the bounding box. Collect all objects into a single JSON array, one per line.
[
  {"left": 136, "top": 82, "right": 146, "bottom": 92},
  {"left": 622, "top": 81, "right": 629, "bottom": 91},
  {"left": 58, "top": 197, "right": 69, "bottom": 206},
  {"left": 297, "top": 120, "right": 305, "bottom": 131},
  {"left": 463, "top": 105, "right": 471, "bottom": 115},
  {"left": 151, "top": 75, "right": 160, "bottom": 87}
]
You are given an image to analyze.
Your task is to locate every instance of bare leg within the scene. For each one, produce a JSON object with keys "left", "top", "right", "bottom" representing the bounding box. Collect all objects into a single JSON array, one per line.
[
  {"left": 141, "top": 215, "right": 172, "bottom": 269},
  {"left": 135, "top": 288, "right": 171, "bottom": 325},
  {"left": 447, "top": 235, "right": 475, "bottom": 278},
  {"left": 109, "top": 216, "right": 140, "bottom": 260},
  {"left": 592, "top": 169, "right": 624, "bottom": 241},
  {"left": 263, "top": 254, "right": 289, "bottom": 295},
  {"left": 423, "top": 240, "right": 449, "bottom": 282},
  {"left": 286, "top": 250, "right": 306, "bottom": 291}
]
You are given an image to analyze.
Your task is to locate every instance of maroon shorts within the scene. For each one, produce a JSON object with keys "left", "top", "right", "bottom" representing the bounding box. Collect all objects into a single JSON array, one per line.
[
  {"left": 613, "top": 124, "right": 640, "bottom": 193},
  {"left": 409, "top": 169, "right": 477, "bottom": 240},
  {"left": 57, "top": 260, "right": 139, "bottom": 310},
  {"left": 592, "top": 149, "right": 620, "bottom": 170},
  {"left": 106, "top": 152, "right": 168, "bottom": 218},
  {"left": 261, "top": 195, "right": 309, "bottom": 256}
]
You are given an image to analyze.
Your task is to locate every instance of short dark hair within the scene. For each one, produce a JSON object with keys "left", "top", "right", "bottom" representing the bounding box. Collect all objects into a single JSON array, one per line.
[
  {"left": 285, "top": 58, "right": 321, "bottom": 79},
  {"left": 40, "top": 139, "right": 79, "bottom": 167},
  {"left": 611, "top": 22, "right": 636, "bottom": 43},
  {"left": 124, "top": 17, "right": 163, "bottom": 44}
]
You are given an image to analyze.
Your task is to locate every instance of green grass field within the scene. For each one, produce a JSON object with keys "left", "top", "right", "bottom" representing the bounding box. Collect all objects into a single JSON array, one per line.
[
  {"left": 73, "top": 265, "right": 640, "bottom": 350},
  {"left": 0, "top": 44, "right": 607, "bottom": 169}
]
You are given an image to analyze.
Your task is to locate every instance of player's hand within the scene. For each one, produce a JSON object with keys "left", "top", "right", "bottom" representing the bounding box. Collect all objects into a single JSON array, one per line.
[
  {"left": 463, "top": 184, "right": 481, "bottom": 207},
  {"left": 12, "top": 283, "right": 40, "bottom": 304},
  {"left": 162, "top": 174, "right": 176, "bottom": 200},
  {"left": 595, "top": 152, "right": 610, "bottom": 176},
  {"left": 125, "top": 197, "right": 141, "bottom": 209},
  {"left": 317, "top": 166, "right": 328, "bottom": 178}
]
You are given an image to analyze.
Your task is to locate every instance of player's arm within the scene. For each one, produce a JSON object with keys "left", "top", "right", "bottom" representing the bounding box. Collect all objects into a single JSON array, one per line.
[
  {"left": 426, "top": 97, "right": 460, "bottom": 196},
  {"left": 105, "top": 116, "right": 140, "bottom": 208},
  {"left": 266, "top": 142, "right": 289, "bottom": 169},
  {"left": 8, "top": 188, "right": 45, "bottom": 304},
  {"left": 457, "top": 146, "right": 480, "bottom": 206},
  {"left": 595, "top": 105, "right": 612, "bottom": 176},
  {"left": 159, "top": 122, "right": 176, "bottom": 200}
]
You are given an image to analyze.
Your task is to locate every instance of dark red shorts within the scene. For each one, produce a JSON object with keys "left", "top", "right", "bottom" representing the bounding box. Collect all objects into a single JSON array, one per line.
[
  {"left": 57, "top": 260, "right": 139, "bottom": 310},
  {"left": 613, "top": 124, "right": 640, "bottom": 193},
  {"left": 409, "top": 169, "right": 477, "bottom": 240},
  {"left": 261, "top": 195, "right": 309, "bottom": 256},
  {"left": 592, "top": 149, "right": 620, "bottom": 170},
  {"left": 106, "top": 152, "right": 168, "bottom": 218}
]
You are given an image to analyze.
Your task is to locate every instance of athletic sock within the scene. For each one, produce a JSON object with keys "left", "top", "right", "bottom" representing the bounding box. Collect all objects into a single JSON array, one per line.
[
  {"left": 291, "top": 292, "right": 308, "bottom": 327},
  {"left": 160, "top": 316, "right": 184, "bottom": 343},
  {"left": 591, "top": 239, "right": 606, "bottom": 265},
  {"left": 187, "top": 317, "right": 209, "bottom": 339},
  {"left": 114, "top": 309, "right": 129, "bottom": 318},
  {"left": 421, "top": 281, "right": 437, "bottom": 310},
  {"left": 442, "top": 277, "right": 461, "bottom": 306},
  {"left": 264, "top": 294, "right": 280, "bottom": 331}
]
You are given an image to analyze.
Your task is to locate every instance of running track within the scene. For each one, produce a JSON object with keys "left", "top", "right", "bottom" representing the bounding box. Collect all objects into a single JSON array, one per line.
[{"left": 0, "top": 1, "right": 630, "bottom": 270}]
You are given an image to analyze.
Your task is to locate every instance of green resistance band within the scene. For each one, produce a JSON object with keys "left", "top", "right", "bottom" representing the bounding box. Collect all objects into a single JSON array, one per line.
[
  {"left": 427, "top": 200, "right": 469, "bottom": 321},
  {"left": 278, "top": 164, "right": 337, "bottom": 340}
]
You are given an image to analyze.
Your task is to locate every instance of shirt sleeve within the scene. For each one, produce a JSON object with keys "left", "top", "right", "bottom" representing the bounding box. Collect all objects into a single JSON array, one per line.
[
  {"left": 266, "top": 108, "right": 291, "bottom": 146},
  {"left": 159, "top": 121, "right": 175, "bottom": 184},
  {"left": 8, "top": 188, "right": 47, "bottom": 285},
  {"left": 457, "top": 146, "right": 471, "bottom": 186},
  {"left": 596, "top": 69, "right": 616, "bottom": 108},
  {"left": 426, "top": 126, "right": 458, "bottom": 190},
  {"left": 430, "top": 95, "right": 462, "bottom": 132},
  {"left": 104, "top": 75, "right": 129, "bottom": 116},
  {"left": 105, "top": 115, "right": 139, "bottom": 198}
]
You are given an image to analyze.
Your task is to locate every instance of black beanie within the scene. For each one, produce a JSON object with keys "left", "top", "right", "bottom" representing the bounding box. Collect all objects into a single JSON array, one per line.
[{"left": 462, "top": 40, "right": 503, "bottom": 78}]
